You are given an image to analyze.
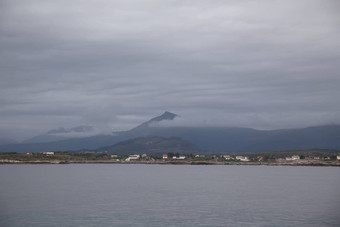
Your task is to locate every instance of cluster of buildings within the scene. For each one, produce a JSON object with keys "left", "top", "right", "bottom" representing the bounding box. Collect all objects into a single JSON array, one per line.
[
  {"left": 278, "top": 155, "right": 340, "bottom": 161},
  {"left": 222, "top": 155, "right": 252, "bottom": 161},
  {"left": 162, "top": 154, "right": 186, "bottom": 160},
  {"left": 25, "top": 152, "right": 340, "bottom": 162},
  {"left": 124, "top": 154, "right": 154, "bottom": 161},
  {"left": 285, "top": 155, "right": 301, "bottom": 161}
]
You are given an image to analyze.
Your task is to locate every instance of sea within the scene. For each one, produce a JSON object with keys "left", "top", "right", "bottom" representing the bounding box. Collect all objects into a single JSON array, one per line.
[{"left": 0, "top": 164, "right": 339, "bottom": 227}]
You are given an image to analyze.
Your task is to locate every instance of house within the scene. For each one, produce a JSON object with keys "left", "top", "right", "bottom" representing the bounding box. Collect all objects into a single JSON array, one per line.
[
  {"left": 111, "top": 154, "right": 118, "bottom": 158},
  {"left": 258, "top": 156, "right": 265, "bottom": 161},
  {"left": 235, "top": 156, "right": 250, "bottom": 161},
  {"left": 222, "top": 155, "right": 232, "bottom": 160},
  {"left": 125, "top": 154, "right": 140, "bottom": 161},
  {"left": 162, "top": 154, "right": 168, "bottom": 159},
  {"left": 173, "top": 156, "right": 186, "bottom": 160},
  {"left": 337, "top": 155, "right": 340, "bottom": 160},
  {"left": 41, "top": 152, "right": 54, "bottom": 156},
  {"left": 195, "top": 155, "right": 205, "bottom": 158},
  {"left": 292, "top": 155, "right": 300, "bottom": 160},
  {"left": 286, "top": 155, "right": 300, "bottom": 161}
]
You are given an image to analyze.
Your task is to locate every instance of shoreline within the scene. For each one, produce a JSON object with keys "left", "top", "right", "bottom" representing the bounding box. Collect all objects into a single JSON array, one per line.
[{"left": 1, "top": 160, "right": 340, "bottom": 167}]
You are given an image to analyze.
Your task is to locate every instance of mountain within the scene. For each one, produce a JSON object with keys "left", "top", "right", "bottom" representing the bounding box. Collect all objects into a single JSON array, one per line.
[
  {"left": 1, "top": 111, "right": 340, "bottom": 153},
  {"left": 47, "top": 126, "right": 94, "bottom": 134},
  {"left": 98, "top": 136, "right": 199, "bottom": 155},
  {"left": 23, "top": 126, "right": 96, "bottom": 143},
  {"left": 117, "top": 111, "right": 177, "bottom": 136},
  {"left": 0, "top": 137, "right": 16, "bottom": 145}
]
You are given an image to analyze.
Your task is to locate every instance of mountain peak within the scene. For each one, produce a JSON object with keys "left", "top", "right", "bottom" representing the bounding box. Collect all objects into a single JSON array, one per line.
[
  {"left": 127, "top": 111, "right": 178, "bottom": 134},
  {"left": 149, "top": 111, "right": 177, "bottom": 122},
  {"left": 158, "top": 111, "right": 177, "bottom": 120}
]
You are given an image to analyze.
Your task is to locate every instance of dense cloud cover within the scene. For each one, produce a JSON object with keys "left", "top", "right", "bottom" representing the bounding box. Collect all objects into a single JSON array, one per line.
[{"left": 1, "top": 0, "right": 340, "bottom": 141}]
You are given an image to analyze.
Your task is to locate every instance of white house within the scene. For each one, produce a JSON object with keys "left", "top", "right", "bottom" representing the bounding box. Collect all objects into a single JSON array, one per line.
[
  {"left": 286, "top": 155, "right": 300, "bottom": 161},
  {"left": 195, "top": 155, "right": 205, "bottom": 158},
  {"left": 125, "top": 154, "right": 140, "bottom": 161},
  {"left": 222, "top": 155, "right": 232, "bottom": 160},
  {"left": 173, "top": 156, "right": 186, "bottom": 160},
  {"left": 42, "top": 152, "right": 54, "bottom": 156},
  {"left": 235, "top": 156, "right": 250, "bottom": 161},
  {"left": 292, "top": 155, "right": 300, "bottom": 160},
  {"left": 337, "top": 155, "right": 340, "bottom": 160}
]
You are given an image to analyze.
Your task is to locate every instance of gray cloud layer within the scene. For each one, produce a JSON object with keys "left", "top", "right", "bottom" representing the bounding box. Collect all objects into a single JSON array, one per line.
[{"left": 1, "top": 0, "right": 340, "bottom": 140}]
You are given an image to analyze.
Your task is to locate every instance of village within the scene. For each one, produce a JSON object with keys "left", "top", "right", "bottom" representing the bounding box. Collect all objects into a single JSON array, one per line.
[{"left": 1, "top": 151, "right": 340, "bottom": 166}]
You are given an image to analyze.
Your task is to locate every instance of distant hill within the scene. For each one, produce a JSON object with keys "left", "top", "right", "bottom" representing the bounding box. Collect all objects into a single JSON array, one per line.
[
  {"left": 0, "top": 137, "right": 17, "bottom": 145},
  {"left": 23, "top": 126, "right": 96, "bottom": 143},
  {"left": 1, "top": 111, "right": 340, "bottom": 153},
  {"left": 116, "top": 111, "right": 178, "bottom": 136},
  {"left": 98, "top": 136, "right": 200, "bottom": 155}
]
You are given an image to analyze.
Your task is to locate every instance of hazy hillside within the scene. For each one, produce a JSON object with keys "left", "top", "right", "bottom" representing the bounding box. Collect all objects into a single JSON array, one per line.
[
  {"left": 23, "top": 126, "right": 96, "bottom": 143},
  {"left": 99, "top": 136, "right": 200, "bottom": 155},
  {"left": 1, "top": 112, "right": 340, "bottom": 153},
  {"left": 0, "top": 137, "right": 17, "bottom": 145}
]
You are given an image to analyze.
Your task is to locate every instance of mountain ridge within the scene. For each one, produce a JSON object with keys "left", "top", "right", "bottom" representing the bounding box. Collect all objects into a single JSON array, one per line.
[
  {"left": 1, "top": 112, "right": 340, "bottom": 153},
  {"left": 23, "top": 125, "right": 96, "bottom": 143}
]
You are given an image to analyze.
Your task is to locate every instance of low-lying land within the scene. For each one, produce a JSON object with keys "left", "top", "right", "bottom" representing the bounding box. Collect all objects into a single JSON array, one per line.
[{"left": 1, "top": 150, "right": 339, "bottom": 166}]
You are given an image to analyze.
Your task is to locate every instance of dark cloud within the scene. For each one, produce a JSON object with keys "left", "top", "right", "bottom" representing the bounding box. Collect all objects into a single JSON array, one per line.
[{"left": 1, "top": 0, "right": 340, "bottom": 140}]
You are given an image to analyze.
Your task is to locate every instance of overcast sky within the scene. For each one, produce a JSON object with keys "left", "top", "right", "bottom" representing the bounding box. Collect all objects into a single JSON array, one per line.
[{"left": 1, "top": 0, "right": 340, "bottom": 141}]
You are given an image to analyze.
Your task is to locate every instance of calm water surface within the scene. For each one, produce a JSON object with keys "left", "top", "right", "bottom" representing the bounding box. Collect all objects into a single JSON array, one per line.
[{"left": 0, "top": 164, "right": 339, "bottom": 227}]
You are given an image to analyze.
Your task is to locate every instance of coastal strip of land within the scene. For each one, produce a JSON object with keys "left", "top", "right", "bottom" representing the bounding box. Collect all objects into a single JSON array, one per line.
[
  {"left": 1, "top": 150, "right": 340, "bottom": 166},
  {"left": 1, "top": 159, "right": 340, "bottom": 167}
]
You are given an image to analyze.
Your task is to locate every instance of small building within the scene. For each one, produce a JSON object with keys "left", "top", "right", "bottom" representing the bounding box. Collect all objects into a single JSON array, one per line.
[
  {"left": 111, "top": 154, "right": 118, "bottom": 158},
  {"left": 195, "top": 155, "right": 205, "bottom": 158},
  {"left": 173, "top": 156, "right": 186, "bottom": 160},
  {"left": 26, "top": 152, "right": 33, "bottom": 155},
  {"left": 337, "top": 155, "right": 340, "bottom": 160},
  {"left": 42, "top": 152, "right": 54, "bottom": 156},
  {"left": 222, "top": 155, "right": 232, "bottom": 160},
  {"left": 286, "top": 155, "right": 300, "bottom": 161},
  {"left": 292, "top": 155, "right": 300, "bottom": 160},
  {"left": 125, "top": 154, "right": 140, "bottom": 161},
  {"left": 162, "top": 154, "right": 168, "bottom": 159},
  {"left": 235, "top": 156, "right": 250, "bottom": 161},
  {"left": 258, "top": 156, "right": 265, "bottom": 161}
]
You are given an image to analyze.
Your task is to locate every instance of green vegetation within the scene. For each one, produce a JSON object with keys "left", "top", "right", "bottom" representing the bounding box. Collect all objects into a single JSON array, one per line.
[{"left": 1, "top": 149, "right": 339, "bottom": 165}]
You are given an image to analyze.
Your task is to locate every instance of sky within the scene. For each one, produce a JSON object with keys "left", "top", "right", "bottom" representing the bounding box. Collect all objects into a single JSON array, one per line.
[{"left": 1, "top": 0, "right": 340, "bottom": 141}]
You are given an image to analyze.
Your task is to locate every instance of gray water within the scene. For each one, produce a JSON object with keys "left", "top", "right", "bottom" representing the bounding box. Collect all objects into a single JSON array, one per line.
[{"left": 0, "top": 164, "right": 339, "bottom": 227}]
